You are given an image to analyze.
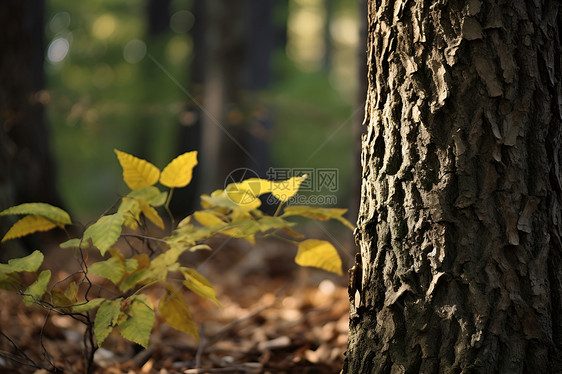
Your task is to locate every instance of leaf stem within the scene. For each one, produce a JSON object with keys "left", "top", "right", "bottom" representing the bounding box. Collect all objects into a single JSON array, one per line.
[
  {"left": 270, "top": 233, "right": 297, "bottom": 245},
  {"left": 164, "top": 188, "right": 175, "bottom": 228},
  {"left": 273, "top": 201, "right": 284, "bottom": 217}
]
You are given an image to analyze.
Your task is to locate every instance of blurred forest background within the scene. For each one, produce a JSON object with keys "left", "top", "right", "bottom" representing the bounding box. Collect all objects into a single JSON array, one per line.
[
  {"left": 0, "top": 3, "right": 365, "bottom": 370},
  {"left": 3, "top": 0, "right": 364, "bottom": 226}
]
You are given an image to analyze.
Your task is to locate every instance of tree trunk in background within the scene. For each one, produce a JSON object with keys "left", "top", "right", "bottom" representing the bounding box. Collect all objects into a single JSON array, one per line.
[
  {"left": 0, "top": 0, "right": 62, "bottom": 258},
  {"left": 199, "top": 0, "right": 250, "bottom": 193},
  {"left": 246, "top": 0, "right": 276, "bottom": 179},
  {"left": 173, "top": 0, "right": 205, "bottom": 216},
  {"left": 147, "top": 0, "right": 171, "bottom": 36},
  {"left": 174, "top": 0, "right": 279, "bottom": 216},
  {"left": 344, "top": 1, "right": 561, "bottom": 372},
  {"left": 136, "top": 0, "right": 171, "bottom": 160}
]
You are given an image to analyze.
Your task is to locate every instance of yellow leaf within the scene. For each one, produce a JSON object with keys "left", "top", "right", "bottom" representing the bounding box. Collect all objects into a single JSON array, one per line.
[
  {"left": 159, "top": 285, "right": 199, "bottom": 340},
  {"left": 181, "top": 268, "right": 221, "bottom": 306},
  {"left": 160, "top": 151, "right": 198, "bottom": 188},
  {"left": 193, "top": 211, "right": 225, "bottom": 227},
  {"left": 225, "top": 184, "right": 262, "bottom": 209},
  {"left": 0, "top": 202, "right": 71, "bottom": 226},
  {"left": 239, "top": 178, "right": 273, "bottom": 196},
  {"left": 2, "top": 215, "right": 57, "bottom": 242},
  {"left": 295, "top": 239, "right": 343, "bottom": 275},
  {"left": 282, "top": 206, "right": 355, "bottom": 230},
  {"left": 137, "top": 199, "right": 164, "bottom": 229},
  {"left": 271, "top": 175, "right": 308, "bottom": 203},
  {"left": 114, "top": 149, "right": 160, "bottom": 190}
]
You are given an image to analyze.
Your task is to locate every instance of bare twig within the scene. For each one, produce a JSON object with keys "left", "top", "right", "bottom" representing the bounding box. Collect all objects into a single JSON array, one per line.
[
  {"left": 121, "top": 234, "right": 167, "bottom": 243},
  {"left": 185, "top": 362, "right": 262, "bottom": 373},
  {"left": 0, "top": 330, "right": 42, "bottom": 369},
  {"left": 39, "top": 310, "right": 61, "bottom": 372}
]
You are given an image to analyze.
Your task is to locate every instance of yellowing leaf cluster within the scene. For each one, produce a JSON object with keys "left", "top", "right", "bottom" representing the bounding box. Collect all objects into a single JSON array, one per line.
[
  {"left": 0, "top": 148, "right": 354, "bottom": 353},
  {"left": 0, "top": 203, "right": 71, "bottom": 243},
  {"left": 114, "top": 149, "right": 198, "bottom": 190}
]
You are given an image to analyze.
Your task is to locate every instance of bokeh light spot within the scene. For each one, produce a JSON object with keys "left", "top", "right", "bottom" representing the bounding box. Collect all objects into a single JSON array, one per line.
[
  {"left": 49, "top": 12, "right": 71, "bottom": 34},
  {"left": 170, "top": 10, "right": 195, "bottom": 34},
  {"left": 123, "top": 39, "right": 147, "bottom": 64},
  {"left": 92, "top": 14, "right": 116, "bottom": 39},
  {"left": 47, "top": 38, "right": 70, "bottom": 63},
  {"left": 165, "top": 36, "right": 191, "bottom": 64}
]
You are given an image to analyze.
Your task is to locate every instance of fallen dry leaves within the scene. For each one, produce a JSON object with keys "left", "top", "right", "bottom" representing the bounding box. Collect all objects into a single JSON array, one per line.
[{"left": 0, "top": 239, "right": 353, "bottom": 373}]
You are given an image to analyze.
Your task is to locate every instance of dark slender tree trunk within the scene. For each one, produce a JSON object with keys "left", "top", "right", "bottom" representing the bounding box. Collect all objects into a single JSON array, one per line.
[
  {"left": 344, "top": 1, "right": 562, "bottom": 372},
  {"left": 199, "top": 0, "right": 250, "bottom": 193},
  {"left": 0, "top": 0, "right": 62, "bottom": 258},
  {"left": 173, "top": 0, "right": 205, "bottom": 216}
]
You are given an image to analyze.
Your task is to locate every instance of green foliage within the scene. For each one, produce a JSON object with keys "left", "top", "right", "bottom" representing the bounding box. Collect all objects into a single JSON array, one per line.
[
  {"left": 23, "top": 270, "right": 51, "bottom": 306},
  {"left": 0, "top": 149, "right": 352, "bottom": 356}
]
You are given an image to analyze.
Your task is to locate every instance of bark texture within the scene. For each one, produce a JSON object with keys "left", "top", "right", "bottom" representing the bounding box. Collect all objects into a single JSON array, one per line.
[{"left": 344, "top": 0, "right": 562, "bottom": 373}]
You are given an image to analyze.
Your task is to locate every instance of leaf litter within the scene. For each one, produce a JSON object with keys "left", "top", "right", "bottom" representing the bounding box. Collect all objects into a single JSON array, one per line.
[{"left": 0, "top": 239, "right": 352, "bottom": 373}]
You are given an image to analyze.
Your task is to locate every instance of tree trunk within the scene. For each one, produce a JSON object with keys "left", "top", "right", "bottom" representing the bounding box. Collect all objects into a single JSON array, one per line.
[
  {"left": 0, "top": 0, "right": 62, "bottom": 259},
  {"left": 344, "top": 1, "right": 562, "bottom": 373}
]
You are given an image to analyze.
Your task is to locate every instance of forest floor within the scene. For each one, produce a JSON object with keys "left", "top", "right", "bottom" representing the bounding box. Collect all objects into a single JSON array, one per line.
[{"left": 0, "top": 238, "right": 354, "bottom": 374}]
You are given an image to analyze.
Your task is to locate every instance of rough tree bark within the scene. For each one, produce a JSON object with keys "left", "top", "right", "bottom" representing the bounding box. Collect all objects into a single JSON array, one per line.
[{"left": 344, "top": 1, "right": 561, "bottom": 373}]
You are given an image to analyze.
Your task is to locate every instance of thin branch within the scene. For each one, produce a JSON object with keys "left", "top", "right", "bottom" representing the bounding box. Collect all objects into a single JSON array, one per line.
[
  {"left": 0, "top": 350, "right": 43, "bottom": 371},
  {"left": 0, "top": 330, "right": 41, "bottom": 369},
  {"left": 121, "top": 234, "right": 167, "bottom": 243},
  {"left": 39, "top": 310, "right": 61, "bottom": 373}
]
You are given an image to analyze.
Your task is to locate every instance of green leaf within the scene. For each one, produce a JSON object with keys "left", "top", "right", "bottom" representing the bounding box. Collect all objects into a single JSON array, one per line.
[
  {"left": 83, "top": 213, "right": 125, "bottom": 255},
  {"left": 124, "top": 258, "right": 138, "bottom": 273},
  {"left": 60, "top": 238, "right": 89, "bottom": 249},
  {"left": 118, "top": 295, "right": 155, "bottom": 348},
  {"left": 119, "top": 269, "right": 151, "bottom": 292},
  {"left": 89, "top": 257, "right": 125, "bottom": 285},
  {"left": 23, "top": 270, "right": 51, "bottom": 306},
  {"left": 50, "top": 290, "right": 73, "bottom": 310},
  {"left": 148, "top": 243, "right": 207, "bottom": 281},
  {"left": 294, "top": 239, "right": 343, "bottom": 275},
  {"left": 0, "top": 203, "right": 71, "bottom": 226},
  {"left": 181, "top": 268, "right": 221, "bottom": 306},
  {"left": 6, "top": 250, "right": 44, "bottom": 273},
  {"left": 166, "top": 224, "right": 218, "bottom": 246},
  {"left": 64, "top": 281, "right": 79, "bottom": 302},
  {"left": 117, "top": 197, "right": 141, "bottom": 229},
  {"left": 2, "top": 215, "right": 58, "bottom": 242},
  {"left": 200, "top": 190, "right": 245, "bottom": 211},
  {"left": 282, "top": 206, "right": 354, "bottom": 230},
  {"left": 127, "top": 186, "right": 165, "bottom": 206},
  {"left": 94, "top": 299, "right": 122, "bottom": 346},
  {"left": 256, "top": 216, "right": 295, "bottom": 232},
  {"left": 72, "top": 298, "right": 105, "bottom": 313},
  {"left": 159, "top": 285, "right": 199, "bottom": 340}
]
